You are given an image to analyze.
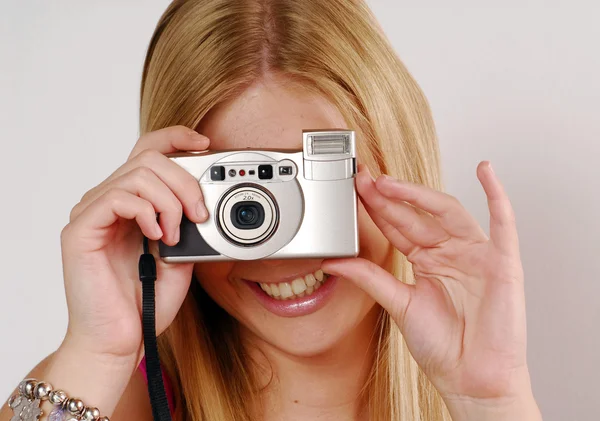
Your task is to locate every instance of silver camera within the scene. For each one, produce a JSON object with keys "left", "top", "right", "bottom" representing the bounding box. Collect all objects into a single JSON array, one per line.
[{"left": 159, "top": 129, "right": 358, "bottom": 262}]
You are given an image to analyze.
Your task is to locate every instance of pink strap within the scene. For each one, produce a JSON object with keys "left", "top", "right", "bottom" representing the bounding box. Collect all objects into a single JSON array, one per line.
[{"left": 138, "top": 356, "right": 175, "bottom": 415}]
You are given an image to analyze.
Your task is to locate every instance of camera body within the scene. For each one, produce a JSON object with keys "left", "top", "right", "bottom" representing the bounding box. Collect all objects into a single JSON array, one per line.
[{"left": 159, "top": 129, "right": 359, "bottom": 262}]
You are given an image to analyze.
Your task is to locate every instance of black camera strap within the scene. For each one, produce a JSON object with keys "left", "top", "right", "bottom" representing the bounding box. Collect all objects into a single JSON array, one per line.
[{"left": 139, "top": 235, "right": 172, "bottom": 421}]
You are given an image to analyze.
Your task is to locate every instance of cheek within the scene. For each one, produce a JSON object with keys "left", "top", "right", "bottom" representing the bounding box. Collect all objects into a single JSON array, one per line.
[
  {"left": 193, "top": 262, "right": 244, "bottom": 318},
  {"left": 357, "top": 199, "right": 392, "bottom": 269}
]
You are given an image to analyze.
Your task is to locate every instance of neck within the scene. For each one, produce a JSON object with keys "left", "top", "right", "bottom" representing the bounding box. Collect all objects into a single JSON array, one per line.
[{"left": 244, "top": 305, "right": 382, "bottom": 421}]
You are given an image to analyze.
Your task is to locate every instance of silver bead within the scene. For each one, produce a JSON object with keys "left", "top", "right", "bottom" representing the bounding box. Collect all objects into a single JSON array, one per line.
[
  {"left": 23, "top": 379, "right": 38, "bottom": 399},
  {"left": 66, "top": 397, "right": 85, "bottom": 416},
  {"left": 82, "top": 406, "right": 101, "bottom": 420},
  {"left": 33, "top": 382, "right": 53, "bottom": 400},
  {"left": 18, "top": 380, "right": 28, "bottom": 395},
  {"left": 48, "top": 389, "right": 67, "bottom": 405},
  {"left": 98, "top": 417, "right": 110, "bottom": 421},
  {"left": 18, "top": 378, "right": 37, "bottom": 394}
]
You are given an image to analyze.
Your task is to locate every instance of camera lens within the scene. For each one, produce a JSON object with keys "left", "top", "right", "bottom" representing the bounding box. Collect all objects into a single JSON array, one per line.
[
  {"left": 239, "top": 208, "right": 255, "bottom": 223},
  {"left": 231, "top": 201, "right": 265, "bottom": 230},
  {"left": 258, "top": 165, "right": 273, "bottom": 180},
  {"left": 211, "top": 166, "right": 226, "bottom": 181}
]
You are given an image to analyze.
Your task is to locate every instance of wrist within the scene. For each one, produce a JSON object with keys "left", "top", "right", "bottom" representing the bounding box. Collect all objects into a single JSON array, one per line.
[
  {"left": 60, "top": 333, "right": 142, "bottom": 369},
  {"left": 443, "top": 389, "right": 542, "bottom": 421},
  {"left": 442, "top": 368, "right": 542, "bottom": 421},
  {"left": 43, "top": 340, "right": 140, "bottom": 417}
]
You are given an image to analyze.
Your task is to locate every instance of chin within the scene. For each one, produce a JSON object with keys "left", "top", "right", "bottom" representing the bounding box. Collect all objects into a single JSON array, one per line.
[
  {"left": 195, "top": 263, "right": 378, "bottom": 358},
  {"left": 243, "top": 284, "right": 378, "bottom": 358}
]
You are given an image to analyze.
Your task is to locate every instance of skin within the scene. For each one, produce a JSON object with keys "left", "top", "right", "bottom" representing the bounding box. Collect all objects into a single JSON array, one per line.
[{"left": 41, "top": 73, "right": 541, "bottom": 421}]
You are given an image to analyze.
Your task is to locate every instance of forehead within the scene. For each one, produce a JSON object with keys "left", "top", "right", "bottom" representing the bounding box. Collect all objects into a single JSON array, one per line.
[{"left": 196, "top": 76, "right": 347, "bottom": 150}]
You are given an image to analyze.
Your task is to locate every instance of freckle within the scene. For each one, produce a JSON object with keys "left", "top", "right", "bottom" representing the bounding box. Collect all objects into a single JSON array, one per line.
[{"left": 294, "top": 400, "right": 299, "bottom": 404}]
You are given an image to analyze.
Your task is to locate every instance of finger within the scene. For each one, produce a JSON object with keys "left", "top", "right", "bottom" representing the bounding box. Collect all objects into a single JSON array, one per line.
[
  {"left": 77, "top": 149, "right": 207, "bottom": 224},
  {"left": 128, "top": 125, "right": 210, "bottom": 160},
  {"left": 321, "top": 257, "right": 414, "bottom": 326},
  {"left": 357, "top": 180, "right": 416, "bottom": 256},
  {"left": 71, "top": 167, "right": 184, "bottom": 245},
  {"left": 67, "top": 189, "right": 163, "bottom": 253},
  {"left": 477, "top": 161, "right": 519, "bottom": 255},
  {"left": 356, "top": 168, "right": 450, "bottom": 248},
  {"left": 374, "top": 174, "right": 486, "bottom": 240}
]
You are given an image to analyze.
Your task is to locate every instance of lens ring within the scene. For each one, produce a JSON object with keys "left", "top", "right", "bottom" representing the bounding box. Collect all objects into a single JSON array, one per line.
[{"left": 216, "top": 184, "right": 279, "bottom": 246}]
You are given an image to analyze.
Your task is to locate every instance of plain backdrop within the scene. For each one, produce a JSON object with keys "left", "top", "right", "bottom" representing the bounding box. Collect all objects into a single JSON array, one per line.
[{"left": 1, "top": 1, "right": 598, "bottom": 420}]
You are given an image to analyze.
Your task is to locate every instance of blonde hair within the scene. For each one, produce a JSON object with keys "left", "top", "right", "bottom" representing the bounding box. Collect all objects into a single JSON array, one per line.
[{"left": 140, "top": 0, "right": 451, "bottom": 419}]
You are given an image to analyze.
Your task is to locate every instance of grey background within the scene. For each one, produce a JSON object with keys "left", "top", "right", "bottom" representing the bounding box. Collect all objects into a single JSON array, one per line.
[{"left": 1, "top": 1, "right": 598, "bottom": 420}]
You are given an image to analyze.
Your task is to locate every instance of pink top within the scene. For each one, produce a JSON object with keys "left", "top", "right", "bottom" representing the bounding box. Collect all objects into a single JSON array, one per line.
[{"left": 138, "top": 356, "right": 175, "bottom": 415}]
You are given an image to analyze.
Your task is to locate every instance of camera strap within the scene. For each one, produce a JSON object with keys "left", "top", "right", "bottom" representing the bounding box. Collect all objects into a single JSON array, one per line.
[{"left": 139, "top": 235, "right": 172, "bottom": 421}]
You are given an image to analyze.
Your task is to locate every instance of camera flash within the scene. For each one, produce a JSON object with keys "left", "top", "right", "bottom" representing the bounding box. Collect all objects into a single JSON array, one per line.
[{"left": 308, "top": 133, "right": 350, "bottom": 155}]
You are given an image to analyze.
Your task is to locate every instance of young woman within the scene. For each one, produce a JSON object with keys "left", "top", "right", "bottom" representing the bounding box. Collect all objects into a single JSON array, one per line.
[{"left": 1, "top": 1, "right": 542, "bottom": 420}]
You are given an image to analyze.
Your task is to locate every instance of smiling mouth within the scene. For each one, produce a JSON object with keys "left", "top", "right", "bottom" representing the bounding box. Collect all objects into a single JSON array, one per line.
[{"left": 248, "top": 269, "right": 331, "bottom": 300}]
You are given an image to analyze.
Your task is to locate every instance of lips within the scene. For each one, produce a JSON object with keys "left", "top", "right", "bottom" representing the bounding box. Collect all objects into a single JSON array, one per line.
[{"left": 244, "top": 272, "right": 339, "bottom": 318}]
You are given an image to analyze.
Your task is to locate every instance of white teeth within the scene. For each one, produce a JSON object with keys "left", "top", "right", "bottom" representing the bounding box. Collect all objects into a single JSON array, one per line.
[
  {"left": 260, "top": 283, "right": 271, "bottom": 294},
  {"left": 255, "top": 269, "right": 329, "bottom": 300},
  {"left": 291, "top": 278, "right": 307, "bottom": 294},
  {"left": 279, "top": 282, "right": 293, "bottom": 299}
]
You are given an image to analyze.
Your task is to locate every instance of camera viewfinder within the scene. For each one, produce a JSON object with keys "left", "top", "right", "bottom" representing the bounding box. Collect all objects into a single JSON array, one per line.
[{"left": 279, "top": 166, "right": 293, "bottom": 176}]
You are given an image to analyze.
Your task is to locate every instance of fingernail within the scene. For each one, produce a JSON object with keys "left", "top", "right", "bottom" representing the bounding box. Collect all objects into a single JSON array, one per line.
[
  {"left": 190, "top": 131, "right": 209, "bottom": 145},
  {"left": 488, "top": 161, "right": 495, "bottom": 174},
  {"left": 197, "top": 201, "right": 208, "bottom": 221},
  {"left": 173, "top": 227, "right": 180, "bottom": 243}
]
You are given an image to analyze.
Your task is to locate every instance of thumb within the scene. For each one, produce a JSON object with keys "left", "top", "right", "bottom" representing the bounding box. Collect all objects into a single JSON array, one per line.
[
  {"left": 149, "top": 241, "right": 194, "bottom": 335},
  {"left": 321, "top": 257, "right": 413, "bottom": 325}
]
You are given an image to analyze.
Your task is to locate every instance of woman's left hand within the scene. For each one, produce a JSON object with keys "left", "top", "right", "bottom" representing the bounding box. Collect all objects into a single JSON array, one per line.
[{"left": 322, "top": 161, "right": 541, "bottom": 420}]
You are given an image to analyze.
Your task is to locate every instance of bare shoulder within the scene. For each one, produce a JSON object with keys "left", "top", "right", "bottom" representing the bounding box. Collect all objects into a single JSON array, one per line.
[{"left": 0, "top": 352, "right": 152, "bottom": 421}]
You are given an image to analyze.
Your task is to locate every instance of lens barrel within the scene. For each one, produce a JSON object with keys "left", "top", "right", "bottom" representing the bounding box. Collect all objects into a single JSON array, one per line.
[{"left": 231, "top": 201, "right": 265, "bottom": 230}]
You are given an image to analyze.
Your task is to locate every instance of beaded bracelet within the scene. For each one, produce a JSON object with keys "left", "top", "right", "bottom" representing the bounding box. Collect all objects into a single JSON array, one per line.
[{"left": 7, "top": 378, "right": 110, "bottom": 421}]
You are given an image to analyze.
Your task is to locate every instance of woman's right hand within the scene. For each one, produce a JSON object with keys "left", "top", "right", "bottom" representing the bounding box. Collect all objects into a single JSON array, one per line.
[{"left": 59, "top": 125, "right": 210, "bottom": 366}]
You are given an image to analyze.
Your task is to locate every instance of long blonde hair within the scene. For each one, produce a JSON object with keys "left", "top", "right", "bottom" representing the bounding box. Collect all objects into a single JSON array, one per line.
[{"left": 140, "top": 0, "right": 451, "bottom": 419}]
